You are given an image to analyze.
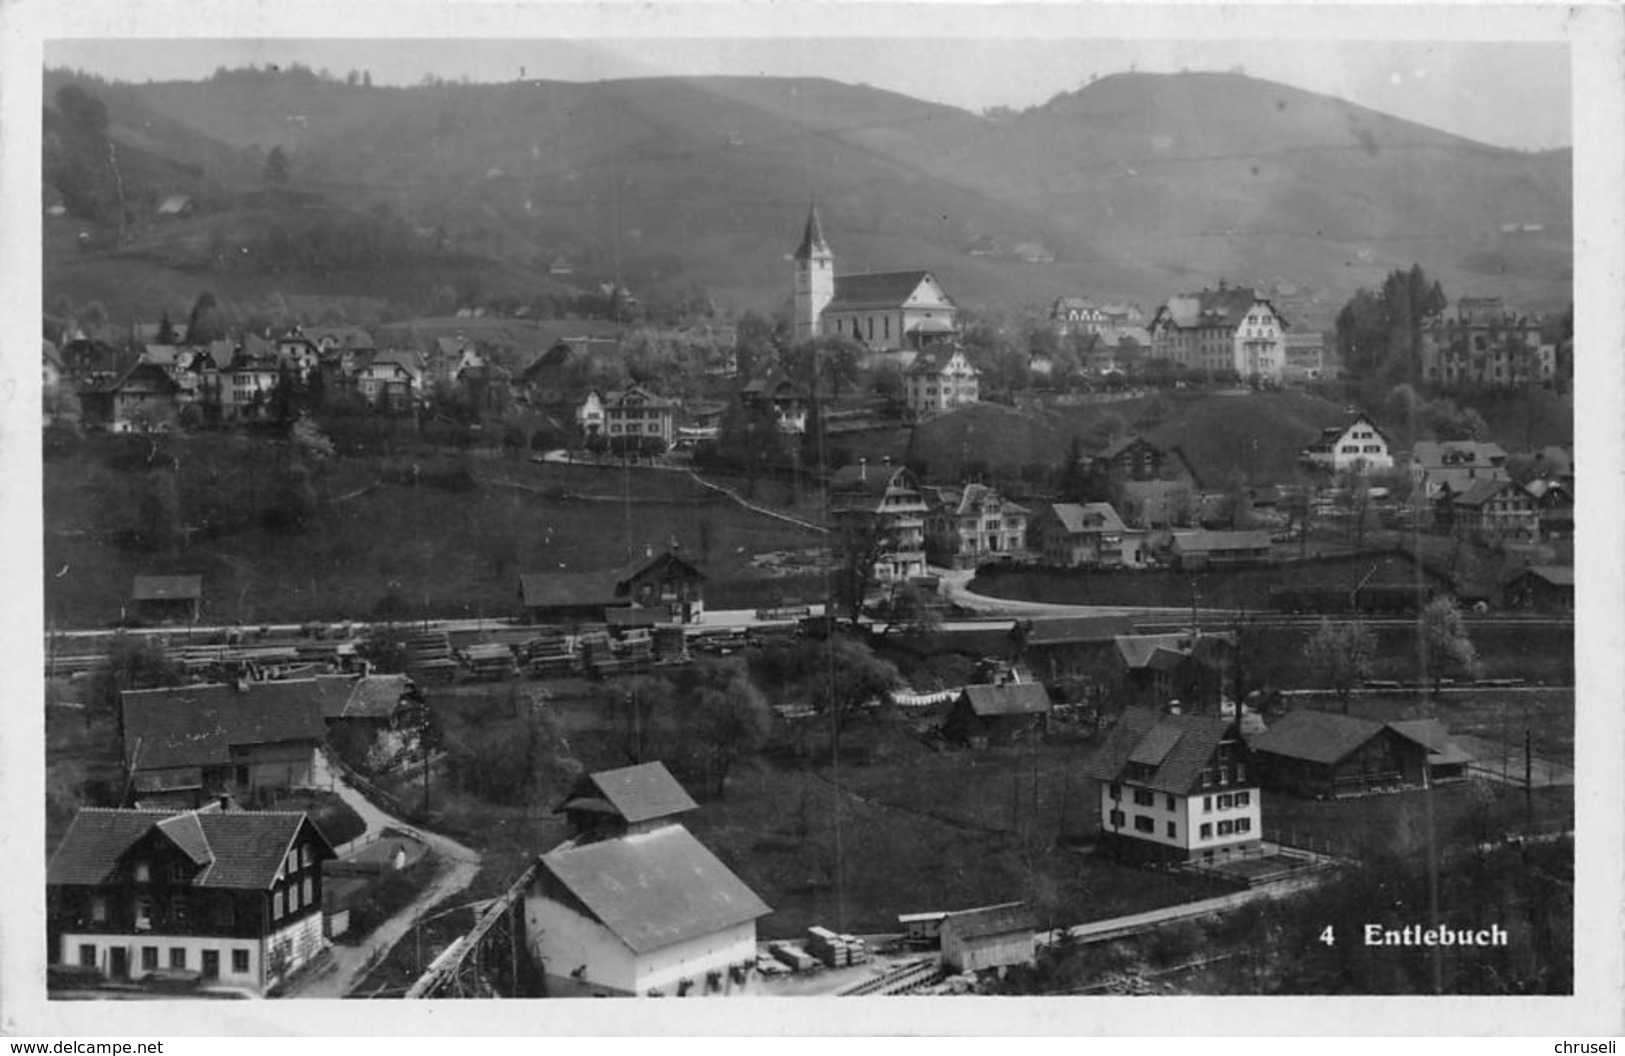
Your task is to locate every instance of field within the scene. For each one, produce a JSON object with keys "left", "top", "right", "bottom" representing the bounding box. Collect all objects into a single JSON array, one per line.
[{"left": 42, "top": 441, "right": 828, "bottom": 627}]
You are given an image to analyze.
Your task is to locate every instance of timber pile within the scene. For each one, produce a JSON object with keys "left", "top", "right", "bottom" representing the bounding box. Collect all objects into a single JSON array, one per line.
[
  {"left": 806, "top": 926, "right": 870, "bottom": 968},
  {"left": 768, "top": 942, "right": 818, "bottom": 972},
  {"left": 404, "top": 632, "right": 457, "bottom": 685},
  {"left": 461, "top": 643, "right": 518, "bottom": 682},
  {"left": 523, "top": 633, "right": 575, "bottom": 677}
]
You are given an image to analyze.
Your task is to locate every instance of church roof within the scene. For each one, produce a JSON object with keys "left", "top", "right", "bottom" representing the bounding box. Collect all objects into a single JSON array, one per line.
[
  {"left": 794, "top": 204, "right": 831, "bottom": 261},
  {"left": 827, "top": 271, "right": 948, "bottom": 313}
]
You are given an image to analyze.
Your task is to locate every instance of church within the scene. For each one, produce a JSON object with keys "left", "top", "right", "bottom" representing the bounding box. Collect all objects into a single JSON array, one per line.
[{"left": 792, "top": 205, "right": 960, "bottom": 352}]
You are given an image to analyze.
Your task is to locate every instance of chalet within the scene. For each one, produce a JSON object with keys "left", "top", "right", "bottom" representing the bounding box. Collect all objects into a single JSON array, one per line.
[
  {"left": 904, "top": 348, "right": 979, "bottom": 414},
  {"left": 1028, "top": 502, "right": 1144, "bottom": 569},
  {"left": 1409, "top": 441, "right": 1509, "bottom": 502},
  {"left": 1148, "top": 282, "right": 1288, "bottom": 380},
  {"left": 79, "top": 363, "right": 181, "bottom": 433},
  {"left": 353, "top": 350, "right": 421, "bottom": 413},
  {"left": 1092, "top": 435, "right": 1198, "bottom": 485},
  {"left": 1114, "top": 632, "right": 1234, "bottom": 712},
  {"left": 940, "top": 902, "right": 1038, "bottom": 974},
  {"left": 46, "top": 806, "right": 334, "bottom": 994},
  {"left": 1451, "top": 479, "right": 1539, "bottom": 540},
  {"left": 739, "top": 373, "right": 816, "bottom": 435},
  {"left": 1503, "top": 564, "right": 1574, "bottom": 614},
  {"left": 942, "top": 683, "right": 1052, "bottom": 747},
  {"left": 922, "top": 484, "right": 1029, "bottom": 568},
  {"left": 792, "top": 204, "right": 958, "bottom": 349},
  {"left": 1524, "top": 478, "right": 1574, "bottom": 539},
  {"left": 519, "top": 550, "right": 706, "bottom": 625},
  {"left": 60, "top": 332, "right": 127, "bottom": 386},
  {"left": 828, "top": 461, "right": 928, "bottom": 584},
  {"left": 120, "top": 681, "right": 328, "bottom": 808},
  {"left": 1082, "top": 709, "right": 1261, "bottom": 864},
  {"left": 526, "top": 762, "right": 770, "bottom": 997},
  {"left": 131, "top": 575, "right": 203, "bottom": 623},
  {"left": 1248, "top": 710, "right": 1469, "bottom": 799},
  {"left": 1300, "top": 413, "right": 1394, "bottom": 474},
  {"left": 1167, "top": 529, "right": 1272, "bottom": 570}
]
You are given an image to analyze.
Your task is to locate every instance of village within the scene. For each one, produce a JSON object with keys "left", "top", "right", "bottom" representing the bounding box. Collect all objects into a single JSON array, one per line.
[{"left": 36, "top": 54, "right": 1580, "bottom": 1002}]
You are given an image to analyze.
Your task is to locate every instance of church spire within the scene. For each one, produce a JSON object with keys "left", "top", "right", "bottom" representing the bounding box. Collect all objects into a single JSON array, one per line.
[{"left": 794, "top": 202, "right": 831, "bottom": 262}]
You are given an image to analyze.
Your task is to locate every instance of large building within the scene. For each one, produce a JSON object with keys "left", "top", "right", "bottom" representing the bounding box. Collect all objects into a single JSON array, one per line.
[
  {"left": 792, "top": 205, "right": 958, "bottom": 351},
  {"left": 1419, "top": 297, "right": 1556, "bottom": 387},
  {"left": 922, "top": 484, "right": 1028, "bottom": 568},
  {"left": 47, "top": 806, "right": 335, "bottom": 994},
  {"left": 904, "top": 348, "right": 980, "bottom": 414},
  {"left": 1148, "top": 282, "right": 1287, "bottom": 380},
  {"left": 828, "top": 460, "right": 929, "bottom": 584}
]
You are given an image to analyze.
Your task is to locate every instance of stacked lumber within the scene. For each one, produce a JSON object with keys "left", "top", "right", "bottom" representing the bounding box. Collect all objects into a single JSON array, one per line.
[
  {"left": 461, "top": 643, "right": 518, "bottom": 682},
  {"left": 768, "top": 942, "right": 818, "bottom": 972},
  {"left": 523, "top": 634, "right": 575, "bottom": 677},
  {"left": 404, "top": 632, "right": 457, "bottom": 685},
  {"left": 806, "top": 926, "right": 870, "bottom": 968}
]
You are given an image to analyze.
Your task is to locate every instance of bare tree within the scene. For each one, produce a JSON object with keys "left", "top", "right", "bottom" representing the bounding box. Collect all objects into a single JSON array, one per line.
[{"left": 1302, "top": 618, "right": 1376, "bottom": 713}]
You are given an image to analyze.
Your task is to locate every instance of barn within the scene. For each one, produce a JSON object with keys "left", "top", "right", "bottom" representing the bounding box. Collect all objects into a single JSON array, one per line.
[
  {"left": 940, "top": 902, "right": 1037, "bottom": 974},
  {"left": 1248, "top": 710, "right": 1430, "bottom": 799},
  {"left": 941, "top": 683, "right": 1052, "bottom": 747}
]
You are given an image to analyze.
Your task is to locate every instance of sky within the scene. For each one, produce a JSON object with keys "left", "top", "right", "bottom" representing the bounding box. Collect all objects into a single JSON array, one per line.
[{"left": 45, "top": 26, "right": 1572, "bottom": 152}]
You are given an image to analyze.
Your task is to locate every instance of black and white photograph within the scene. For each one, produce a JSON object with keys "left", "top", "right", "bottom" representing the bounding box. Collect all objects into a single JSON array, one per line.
[{"left": 3, "top": 0, "right": 1621, "bottom": 1036}]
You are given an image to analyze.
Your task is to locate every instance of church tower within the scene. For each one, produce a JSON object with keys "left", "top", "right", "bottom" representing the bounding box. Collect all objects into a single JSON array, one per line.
[{"left": 792, "top": 203, "right": 835, "bottom": 343}]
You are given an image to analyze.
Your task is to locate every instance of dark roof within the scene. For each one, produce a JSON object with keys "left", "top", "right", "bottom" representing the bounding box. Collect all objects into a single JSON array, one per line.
[
  {"left": 1082, "top": 709, "right": 1239, "bottom": 795},
  {"left": 1453, "top": 478, "right": 1523, "bottom": 508},
  {"left": 519, "top": 570, "right": 622, "bottom": 609},
  {"left": 1247, "top": 709, "right": 1385, "bottom": 765},
  {"left": 794, "top": 204, "right": 830, "bottom": 261},
  {"left": 621, "top": 550, "right": 706, "bottom": 588},
  {"left": 942, "top": 902, "right": 1036, "bottom": 940},
  {"left": 1385, "top": 720, "right": 1474, "bottom": 767},
  {"left": 1171, "top": 529, "right": 1273, "bottom": 554},
  {"left": 960, "top": 682, "right": 1051, "bottom": 717},
  {"left": 1506, "top": 564, "right": 1574, "bottom": 587},
  {"left": 1021, "top": 615, "right": 1136, "bottom": 645},
  {"left": 47, "top": 808, "right": 330, "bottom": 890},
  {"left": 828, "top": 462, "right": 917, "bottom": 498},
  {"left": 827, "top": 271, "right": 946, "bottom": 313},
  {"left": 121, "top": 681, "right": 328, "bottom": 771},
  {"left": 132, "top": 574, "right": 202, "bottom": 602},
  {"left": 538, "top": 825, "right": 770, "bottom": 954},
  {"left": 579, "top": 762, "right": 698, "bottom": 824}
]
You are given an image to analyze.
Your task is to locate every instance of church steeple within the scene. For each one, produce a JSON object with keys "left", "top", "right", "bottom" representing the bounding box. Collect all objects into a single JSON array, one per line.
[{"left": 793, "top": 202, "right": 835, "bottom": 342}]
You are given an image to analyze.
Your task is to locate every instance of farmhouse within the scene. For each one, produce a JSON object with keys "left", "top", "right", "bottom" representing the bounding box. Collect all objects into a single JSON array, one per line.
[
  {"left": 526, "top": 762, "right": 769, "bottom": 997},
  {"left": 1503, "top": 564, "right": 1574, "bottom": 614},
  {"left": 1083, "top": 709, "right": 1261, "bottom": 864},
  {"left": 1014, "top": 615, "right": 1136, "bottom": 687},
  {"left": 120, "top": 680, "right": 328, "bottom": 808},
  {"left": 940, "top": 902, "right": 1038, "bottom": 974},
  {"left": 1451, "top": 479, "right": 1539, "bottom": 540},
  {"left": 792, "top": 204, "right": 958, "bottom": 350},
  {"left": 1300, "top": 413, "right": 1394, "bottom": 474},
  {"left": 1114, "top": 631, "right": 1234, "bottom": 712},
  {"left": 47, "top": 806, "right": 334, "bottom": 994},
  {"left": 1248, "top": 710, "right": 1469, "bottom": 799},
  {"left": 1092, "top": 435, "right": 1198, "bottom": 485},
  {"left": 131, "top": 574, "right": 203, "bottom": 623},
  {"left": 941, "top": 682, "right": 1052, "bottom": 747}
]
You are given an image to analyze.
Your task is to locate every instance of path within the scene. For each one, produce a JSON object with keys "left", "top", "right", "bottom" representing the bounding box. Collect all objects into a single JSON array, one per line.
[
  {"left": 1044, "top": 869, "right": 1330, "bottom": 948},
  {"left": 935, "top": 568, "right": 1220, "bottom": 621},
  {"left": 283, "top": 754, "right": 482, "bottom": 998}
]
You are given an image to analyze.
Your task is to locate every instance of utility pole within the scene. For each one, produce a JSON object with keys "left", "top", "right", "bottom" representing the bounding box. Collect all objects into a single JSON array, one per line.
[{"left": 1424, "top": 763, "right": 1442, "bottom": 994}]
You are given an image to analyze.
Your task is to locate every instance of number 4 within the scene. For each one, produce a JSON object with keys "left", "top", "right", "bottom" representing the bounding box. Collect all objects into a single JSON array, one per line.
[{"left": 1319, "top": 926, "right": 1335, "bottom": 946}]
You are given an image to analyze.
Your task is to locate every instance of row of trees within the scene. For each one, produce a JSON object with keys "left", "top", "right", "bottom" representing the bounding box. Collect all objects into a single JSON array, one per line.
[{"left": 1303, "top": 596, "right": 1482, "bottom": 712}]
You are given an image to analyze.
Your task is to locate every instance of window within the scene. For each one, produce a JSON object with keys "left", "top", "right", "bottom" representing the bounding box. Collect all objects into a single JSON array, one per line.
[
  {"left": 169, "top": 862, "right": 189, "bottom": 883},
  {"left": 91, "top": 896, "right": 107, "bottom": 923},
  {"left": 141, "top": 946, "right": 159, "bottom": 970},
  {"left": 232, "top": 949, "right": 250, "bottom": 974},
  {"left": 1235, "top": 791, "right": 1250, "bottom": 807},
  {"left": 1108, "top": 809, "right": 1125, "bottom": 829},
  {"left": 169, "top": 947, "right": 186, "bottom": 970},
  {"left": 1217, "top": 793, "right": 1233, "bottom": 810},
  {"left": 302, "top": 877, "right": 314, "bottom": 908},
  {"left": 1165, "top": 793, "right": 1176, "bottom": 812},
  {"left": 1132, "top": 788, "right": 1155, "bottom": 807},
  {"left": 1199, "top": 823, "right": 1212, "bottom": 840},
  {"left": 273, "top": 890, "right": 285, "bottom": 920},
  {"left": 134, "top": 861, "right": 150, "bottom": 883},
  {"left": 287, "top": 884, "right": 300, "bottom": 913},
  {"left": 135, "top": 896, "right": 153, "bottom": 931},
  {"left": 1203, "top": 796, "right": 1212, "bottom": 813},
  {"left": 1108, "top": 783, "right": 1121, "bottom": 802},
  {"left": 1166, "top": 821, "right": 1177, "bottom": 838},
  {"left": 1236, "top": 818, "right": 1252, "bottom": 834},
  {"left": 1133, "top": 815, "right": 1155, "bottom": 834},
  {"left": 1217, "top": 820, "right": 1235, "bottom": 836},
  {"left": 79, "top": 944, "right": 97, "bottom": 968}
]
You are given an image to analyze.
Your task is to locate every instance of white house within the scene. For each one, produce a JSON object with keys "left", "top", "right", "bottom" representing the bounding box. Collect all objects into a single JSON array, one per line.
[
  {"left": 525, "top": 763, "right": 770, "bottom": 997},
  {"left": 1148, "top": 282, "right": 1288, "bottom": 380},
  {"left": 903, "top": 348, "right": 979, "bottom": 414},
  {"left": 1083, "top": 709, "right": 1261, "bottom": 864},
  {"left": 1300, "top": 413, "right": 1394, "bottom": 474}
]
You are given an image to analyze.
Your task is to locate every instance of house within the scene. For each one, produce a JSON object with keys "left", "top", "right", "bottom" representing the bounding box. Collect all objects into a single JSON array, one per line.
[
  {"left": 1503, "top": 564, "right": 1574, "bottom": 613},
  {"left": 1012, "top": 615, "right": 1136, "bottom": 691},
  {"left": 1300, "top": 413, "right": 1394, "bottom": 474},
  {"left": 46, "top": 806, "right": 334, "bottom": 993},
  {"left": 792, "top": 204, "right": 958, "bottom": 349},
  {"left": 131, "top": 575, "right": 203, "bottom": 623},
  {"left": 619, "top": 549, "right": 706, "bottom": 623},
  {"left": 939, "top": 902, "right": 1038, "bottom": 974},
  {"left": 1148, "top": 282, "right": 1288, "bottom": 380},
  {"left": 526, "top": 762, "right": 770, "bottom": 997},
  {"left": 60, "top": 332, "right": 127, "bottom": 386},
  {"left": 1114, "top": 632, "right": 1235, "bottom": 712},
  {"left": 738, "top": 373, "right": 817, "bottom": 435},
  {"left": 519, "top": 570, "right": 623, "bottom": 625},
  {"left": 1248, "top": 710, "right": 1469, "bottom": 799},
  {"left": 1420, "top": 298, "right": 1555, "bottom": 387},
  {"left": 316, "top": 671, "right": 420, "bottom": 731},
  {"left": 597, "top": 385, "right": 679, "bottom": 449},
  {"left": 79, "top": 363, "right": 181, "bottom": 433},
  {"left": 922, "top": 484, "right": 1029, "bottom": 568},
  {"left": 217, "top": 346, "right": 281, "bottom": 422},
  {"left": 1451, "top": 479, "right": 1539, "bottom": 540},
  {"left": 942, "top": 683, "right": 1052, "bottom": 747},
  {"left": 352, "top": 350, "right": 421, "bottom": 413},
  {"left": 904, "top": 348, "right": 979, "bottom": 414},
  {"left": 1028, "top": 502, "right": 1145, "bottom": 568},
  {"left": 827, "top": 460, "right": 929, "bottom": 584},
  {"left": 1523, "top": 478, "right": 1574, "bottom": 539},
  {"left": 1092, "top": 435, "right": 1199, "bottom": 485},
  {"left": 1409, "top": 442, "right": 1511, "bottom": 524},
  {"left": 1082, "top": 709, "right": 1261, "bottom": 864},
  {"left": 518, "top": 549, "right": 706, "bottom": 625},
  {"left": 120, "top": 680, "right": 329, "bottom": 808},
  {"left": 1167, "top": 529, "right": 1273, "bottom": 569}
]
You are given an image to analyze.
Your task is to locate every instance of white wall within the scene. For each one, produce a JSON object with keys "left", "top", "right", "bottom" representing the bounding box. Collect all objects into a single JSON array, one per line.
[
  {"left": 527, "top": 895, "right": 757, "bottom": 996},
  {"left": 61, "top": 931, "right": 262, "bottom": 990},
  {"left": 1099, "top": 782, "right": 1262, "bottom": 857},
  {"left": 264, "top": 911, "right": 326, "bottom": 988}
]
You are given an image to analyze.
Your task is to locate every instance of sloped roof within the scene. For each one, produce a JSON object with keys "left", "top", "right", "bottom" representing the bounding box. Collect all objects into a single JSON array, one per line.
[
  {"left": 794, "top": 204, "right": 830, "bottom": 261},
  {"left": 1385, "top": 719, "right": 1474, "bottom": 767},
  {"left": 827, "top": 271, "right": 946, "bottom": 312},
  {"left": 1452, "top": 478, "right": 1524, "bottom": 508},
  {"left": 576, "top": 762, "right": 698, "bottom": 824},
  {"left": 1156, "top": 286, "right": 1271, "bottom": 331},
  {"left": 47, "top": 808, "right": 329, "bottom": 890},
  {"left": 1170, "top": 529, "right": 1273, "bottom": 554},
  {"left": 519, "top": 570, "right": 622, "bottom": 609},
  {"left": 905, "top": 349, "right": 973, "bottom": 376},
  {"left": 1045, "top": 502, "right": 1127, "bottom": 535},
  {"left": 121, "top": 681, "right": 328, "bottom": 771},
  {"left": 943, "top": 901, "right": 1036, "bottom": 940},
  {"left": 1411, "top": 440, "right": 1509, "bottom": 469},
  {"left": 1247, "top": 709, "right": 1385, "bottom": 765},
  {"left": 1082, "top": 709, "right": 1238, "bottom": 795},
  {"left": 315, "top": 673, "right": 415, "bottom": 721},
  {"left": 538, "top": 825, "right": 770, "bottom": 955},
  {"left": 960, "top": 682, "right": 1051, "bottom": 717},
  {"left": 132, "top": 575, "right": 202, "bottom": 602},
  {"left": 1506, "top": 564, "right": 1574, "bottom": 587},
  {"left": 828, "top": 462, "right": 917, "bottom": 498},
  {"left": 601, "top": 385, "right": 679, "bottom": 411},
  {"left": 1022, "top": 615, "right": 1136, "bottom": 645},
  {"left": 621, "top": 550, "right": 706, "bottom": 589}
]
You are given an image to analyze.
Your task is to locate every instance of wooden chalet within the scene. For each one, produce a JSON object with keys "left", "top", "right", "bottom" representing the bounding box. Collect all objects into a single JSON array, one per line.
[
  {"left": 1247, "top": 710, "right": 1470, "bottom": 799},
  {"left": 518, "top": 549, "right": 706, "bottom": 626},
  {"left": 1503, "top": 564, "right": 1575, "bottom": 614},
  {"left": 941, "top": 683, "right": 1052, "bottom": 747}
]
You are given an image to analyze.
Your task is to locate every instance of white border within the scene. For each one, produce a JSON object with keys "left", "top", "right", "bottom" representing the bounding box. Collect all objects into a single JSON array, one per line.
[{"left": 2, "top": 0, "right": 1621, "bottom": 1037}]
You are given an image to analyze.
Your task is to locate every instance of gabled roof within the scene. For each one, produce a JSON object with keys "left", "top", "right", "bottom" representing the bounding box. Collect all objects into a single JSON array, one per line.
[
  {"left": 121, "top": 681, "right": 328, "bottom": 771},
  {"left": 1385, "top": 719, "right": 1474, "bottom": 767},
  {"left": 1021, "top": 615, "right": 1136, "bottom": 645},
  {"left": 1155, "top": 285, "right": 1276, "bottom": 332},
  {"left": 827, "top": 271, "right": 950, "bottom": 313},
  {"left": 601, "top": 385, "right": 679, "bottom": 411},
  {"left": 960, "top": 682, "right": 1051, "bottom": 717},
  {"left": 905, "top": 348, "right": 974, "bottom": 376},
  {"left": 621, "top": 550, "right": 706, "bottom": 588},
  {"left": 47, "top": 808, "right": 331, "bottom": 890},
  {"left": 1043, "top": 502, "right": 1128, "bottom": 535},
  {"left": 1082, "top": 709, "right": 1239, "bottom": 795},
  {"left": 315, "top": 673, "right": 415, "bottom": 721},
  {"left": 1410, "top": 440, "right": 1509, "bottom": 469},
  {"left": 1115, "top": 634, "right": 1197, "bottom": 671},
  {"left": 1098, "top": 434, "right": 1157, "bottom": 460},
  {"left": 1506, "top": 564, "right": 1574, "bottom": 587},
  {"left": 828, "top": 462, "right": 918, "bottom": 498},
  {"left": 1452, "top": 478, "right": 1527, "bottom": 508},
  {"left": 538, "top": 824, "right": 769, "bottom": 955},
  {"left": 794, "top": 203, "right": 831, "bottom": 261},
  {"left": 519, "top": 570, "right": 622, "bottom": 609},
  {"left": 132, "top": 574, "right": 202, "bottom": 602},
  {"left": 1170, "top": 529, "right": 1273, "bottom": 554},
  {"left": 942, "top": 901, "right": 1036, "bottom": 940},
  {"left": 1246, "top": 709, "right": 1385, "bottom": 765},
  {"left": 569, "top": 762, "right": 698, "bottom": 825}
]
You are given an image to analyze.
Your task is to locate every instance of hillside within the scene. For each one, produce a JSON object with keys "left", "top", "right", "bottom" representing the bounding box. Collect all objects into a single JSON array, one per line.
[{"left": 43, "top": 68, "right": 1571, "bottom": 326}]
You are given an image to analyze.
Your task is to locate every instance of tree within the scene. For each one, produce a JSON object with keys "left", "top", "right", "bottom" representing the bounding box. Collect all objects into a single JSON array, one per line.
[
  {"left": 876, "top": 581, "right": 942, "bottom": 637},
  {"left": 674, "top": 657, "right": 773, "bottom": 797},
  {"left": 264, "top": 146, "right": 291, "bottom": 185},
  {"left": 156, "top": 312, "right": 177, "bottom": 345},
  {"left": 90, "top": 633, "right": 183, "bottom": 734},
  {"left": 1302, "top": 619, "right": 1376, "bottom": 713},
  {"left": 830, "top": 515, "right": 897, "bottom": 628},
  {"left": 802, "top": 636, "right": 901, "bottom": 744},
  {"left": 186, "top": 291, "right": 222, "bottom": 345},
  {"left": 1419, "top": 596, "right": 1482, "bottom": 697}
]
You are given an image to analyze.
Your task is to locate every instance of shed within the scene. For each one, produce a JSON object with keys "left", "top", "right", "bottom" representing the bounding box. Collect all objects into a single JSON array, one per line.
[
  {"left": 897, "top": 911, "right": 949, "bottom": 947},
  {"left": 940, "top": 902, "right": 1037, "bottom": 974},
  {"left": 131, "top": 574, "right": 203, "bottom": 623},
  {"left": 1386, "top": 719, "right": 1473, "bottom": 785},
  {"left": 942, "top": 683, "right": 1051, "bottom": 747},
  {"left": 519, "top": 570, "right": 623, "bottom": 624},
  {"left": 1503, "top": 565, "right": 1574, "bottom": 614},
  {"left": 1246, "top": 709, "right": 1428, "bottom": 799}
]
